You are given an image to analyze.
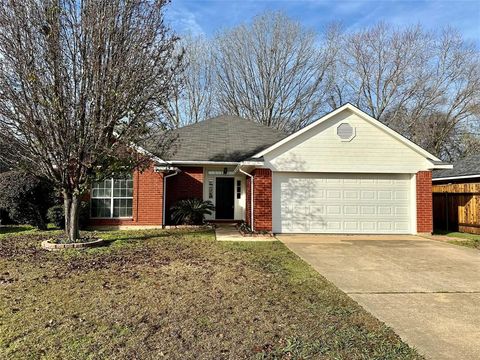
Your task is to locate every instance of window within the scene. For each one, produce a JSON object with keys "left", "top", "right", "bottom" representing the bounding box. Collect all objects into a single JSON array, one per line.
[
  {"left": 236, "top": 180, "right": 241, "bottom": 199},
  {"left": 208, "top": 179, "right": 214, "bottom": 199},
  {"left": 91, "top": 176, "right": 133, "bottom": 218}
]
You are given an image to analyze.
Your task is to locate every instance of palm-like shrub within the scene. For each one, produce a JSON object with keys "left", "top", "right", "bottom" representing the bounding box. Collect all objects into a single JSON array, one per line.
[{"left": 170, "top": 198, "right": 215, "bottom": 225}]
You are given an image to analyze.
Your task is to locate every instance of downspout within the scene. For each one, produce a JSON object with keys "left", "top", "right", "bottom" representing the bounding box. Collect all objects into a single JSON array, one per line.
[
  {"left": 239, "top": 169, "right": 254, "bottom": 232},
  {"left": 162, "top": 169, "right": 180, "bottom": 227}
]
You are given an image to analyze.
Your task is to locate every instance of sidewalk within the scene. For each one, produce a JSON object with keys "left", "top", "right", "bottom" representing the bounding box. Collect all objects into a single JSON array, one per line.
[{"left": 215, "top": 224, "right": 276, "bottom": 241}]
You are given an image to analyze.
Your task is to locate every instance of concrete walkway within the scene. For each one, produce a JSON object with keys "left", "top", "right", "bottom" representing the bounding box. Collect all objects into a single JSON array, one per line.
[
  {"left": 277, "top": 234, "right": 480, "bottom": 360},
  {"left": 215, "top": 224, "right": 276, "bottom": 241}
]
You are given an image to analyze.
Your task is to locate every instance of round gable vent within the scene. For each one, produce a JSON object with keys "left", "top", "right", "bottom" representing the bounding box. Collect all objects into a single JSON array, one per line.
[{"left": 336, "top": 123, "right": 355, "bottom": 141}]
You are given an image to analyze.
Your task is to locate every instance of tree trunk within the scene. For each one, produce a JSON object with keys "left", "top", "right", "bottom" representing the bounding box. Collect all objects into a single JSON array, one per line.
[{"left": 63, "top": 191, "right": 80, "bottom": 242}]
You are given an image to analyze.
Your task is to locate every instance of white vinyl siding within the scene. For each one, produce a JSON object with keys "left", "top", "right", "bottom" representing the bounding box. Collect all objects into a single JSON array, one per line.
[
  {"left": 264, "top": 111, "right": 432, "bottom": 173},
  {"left": 273, "top": 172, "right": 412, "bottom": 234}
]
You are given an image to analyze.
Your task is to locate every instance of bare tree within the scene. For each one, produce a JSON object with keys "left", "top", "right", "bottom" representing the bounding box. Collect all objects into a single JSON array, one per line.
[
  {"left": 213, "top": 12, "right": 339, "bottom": 132},
  {"left": 329, "top": 23, "right": 480, "bottom": 160},
  {"left": 163, "top": 36, "right": 216, "bottom": 128},
  {"left": 0, "top": 0, "right": 182, "bottom": 241}
]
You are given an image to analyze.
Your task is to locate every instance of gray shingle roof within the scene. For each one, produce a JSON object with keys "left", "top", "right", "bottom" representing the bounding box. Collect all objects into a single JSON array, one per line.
[
  {"left": 433, "top": 154, "right": 480, "bottom": 179},
  {"left": 149, "top": 115, "right": 287, "bottom": 162}
]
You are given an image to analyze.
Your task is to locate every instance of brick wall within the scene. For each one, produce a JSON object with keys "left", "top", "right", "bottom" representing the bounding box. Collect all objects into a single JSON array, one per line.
[
  {"left": 416, "top": 171, "right": 433, "bottom": 233},
  {"left": 246, "top": 168, "right": 272, "bottom": 232},
  {"left": 88, "top": 164, "right": 164, "bottom": 227},
  {"left": 246, "top": 176, "right": 251, "bottom": 227},
  {"left": 165, "top": 166, "right": 204, "bottom": 224}
]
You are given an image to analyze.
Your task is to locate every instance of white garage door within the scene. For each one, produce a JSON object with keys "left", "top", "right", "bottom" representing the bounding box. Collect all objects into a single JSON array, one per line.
[{"left": 273, "top": 173, "right": 412, "bottom": 234}]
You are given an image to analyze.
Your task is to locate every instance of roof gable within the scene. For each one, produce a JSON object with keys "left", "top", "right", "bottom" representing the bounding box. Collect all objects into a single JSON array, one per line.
[
  {"left": 258, "top": 104, "right": 449, "bottom": 173},
  {"left": 254, "top": 103, "right": 442, "bottom": 163}
]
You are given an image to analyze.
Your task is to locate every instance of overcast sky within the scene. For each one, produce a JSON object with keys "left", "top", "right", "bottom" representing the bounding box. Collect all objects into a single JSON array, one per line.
[{"left": 165, "top": 0, "right": 480, "bottom": 46}]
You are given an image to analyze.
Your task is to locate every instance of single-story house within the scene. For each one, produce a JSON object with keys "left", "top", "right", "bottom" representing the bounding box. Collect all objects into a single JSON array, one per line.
[
  {"left": 432, "top": 155, "right": 480, "bottom": 234},
  {"left": 88, "top": 103, "right": 451, "bottom": 234}
]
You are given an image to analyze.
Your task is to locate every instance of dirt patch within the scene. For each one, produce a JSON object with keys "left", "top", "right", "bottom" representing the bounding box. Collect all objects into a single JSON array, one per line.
[{"left": 0, "top": 229, "right": 422, "bottom": 359}]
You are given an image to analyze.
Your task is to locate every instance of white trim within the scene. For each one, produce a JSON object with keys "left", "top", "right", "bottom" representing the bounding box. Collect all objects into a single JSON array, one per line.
[
  {"left": 130, "top": 143, "right": 166, "bottom": 164},
  {"left": 253, "top": 103, "right": 442, "bottom": 163},
  {"left": 410, "top": 173, "right": 417, "bottom": 235},
  {"left": 154, "top": 165, "right": 177, "bottom": 172},
  {"left": 239, "top": 169, "right": 254, "bottom": 232},
  {"left": 433, "top": 174, "right": 480, "bottom": 182},
  {"left": 239, "top": 160, "right": 264, "bottom": 166},
  {"left": 430, "top": 164, "right": 453, "bottom": 170},
  {"left": 168, "top": 160, "right": 239, "bottom": 165}
]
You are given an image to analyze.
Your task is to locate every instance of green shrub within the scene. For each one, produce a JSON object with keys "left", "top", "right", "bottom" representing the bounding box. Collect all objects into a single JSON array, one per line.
[
  {"left": 0, "top": 171, "right": 54, "bottom": 229},
  {"left": 47, "top": 205, "right": 65, "bottom": 228},
  {"left": 170, "top": 198, "right": 215, "bottom": 225}
]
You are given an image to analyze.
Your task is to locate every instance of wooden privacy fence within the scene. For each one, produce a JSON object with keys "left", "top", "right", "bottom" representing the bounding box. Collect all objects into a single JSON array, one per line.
[{"left": 432, "top": 183, "right": 480, "bottom": 234}]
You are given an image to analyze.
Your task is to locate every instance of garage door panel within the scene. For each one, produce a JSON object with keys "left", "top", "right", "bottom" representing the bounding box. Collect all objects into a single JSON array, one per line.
[
  {"left": 326, "top": 190, "right": 341, "bottom": 199},
  {"left": 344, "top": 221, "right": 359, "bottom": 231},
  {"left": 273, "top": 173, "right": 411, "bottom": 234},
  {"left": 361, "top": 222, "right": 376, "bottom": 231},
  {"left": 395, "top": 222, "right": 410, "bottom": 231}
]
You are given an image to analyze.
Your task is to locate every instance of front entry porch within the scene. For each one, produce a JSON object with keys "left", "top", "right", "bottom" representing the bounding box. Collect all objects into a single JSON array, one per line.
[{"left": 204, "top": 167, "right": 246, "bottom": 222}]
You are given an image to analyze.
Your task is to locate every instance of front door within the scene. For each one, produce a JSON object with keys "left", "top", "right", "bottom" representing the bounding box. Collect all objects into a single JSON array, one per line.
[{"left": 215, "top": 177, "right": 234, "bottom": 219}]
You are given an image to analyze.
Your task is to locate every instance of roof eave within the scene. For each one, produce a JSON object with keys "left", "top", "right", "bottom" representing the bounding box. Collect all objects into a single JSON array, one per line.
[
  {"left": 167, "top": 160, "right": 240, "bottom": 166},
  {"left": 433, "top": 174, "right": 480, "bottom": 182},
  {"left": 429, "top": 162, "right": 453, "bottom": 170}
]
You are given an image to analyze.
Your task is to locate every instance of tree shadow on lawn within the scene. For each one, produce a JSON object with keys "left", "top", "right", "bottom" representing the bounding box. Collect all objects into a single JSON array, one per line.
[
  {"left": 0, "top": 225, "right": 35, "bottom": 236},
  {"left": 0, "top": 228, "right": 214, "bottom": 261}
]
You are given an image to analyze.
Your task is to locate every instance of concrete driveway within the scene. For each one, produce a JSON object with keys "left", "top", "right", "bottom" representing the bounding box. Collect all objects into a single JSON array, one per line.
[{"left": 277, "top": 234, "right": 480, "bottom": 360}]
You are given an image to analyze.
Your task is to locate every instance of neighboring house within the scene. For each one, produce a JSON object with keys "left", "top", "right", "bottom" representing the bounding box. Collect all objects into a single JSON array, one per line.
[
  {"left": 432, "top": 155, "right": 480, "bottom": 234},
  {"left": 88, "top": 103, "right": 450, "bottom": 234}
]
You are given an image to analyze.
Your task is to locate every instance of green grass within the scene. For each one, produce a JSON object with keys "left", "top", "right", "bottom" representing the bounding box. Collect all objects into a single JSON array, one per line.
[
  {"left": 0, "top": 225, "right": 37, "bottom": 238},
  {"left": 0, "top": 229, "right": 422, "bottom": 359},
  {"left": 0, "top": 224, "right": 61, "bottom": 239},
  {"left": 435, "top": 230, "right": 480, "bottom": 249}
]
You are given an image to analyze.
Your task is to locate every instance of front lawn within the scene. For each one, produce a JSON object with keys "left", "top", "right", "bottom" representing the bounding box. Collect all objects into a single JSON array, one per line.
[
  {"left": 0, "top": 229, "right": 422, "bottom": 359},
  {"left": 0, "top": 225, "right": 37, "bottom": 238},
  {"left": 435, "top": 231, "right": 480, "bottom": 249}
]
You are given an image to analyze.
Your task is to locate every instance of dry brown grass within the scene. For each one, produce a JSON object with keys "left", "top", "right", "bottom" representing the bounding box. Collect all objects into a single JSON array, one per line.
[{"left": 0, "top": 229, "right": 422, "bottom": 359}]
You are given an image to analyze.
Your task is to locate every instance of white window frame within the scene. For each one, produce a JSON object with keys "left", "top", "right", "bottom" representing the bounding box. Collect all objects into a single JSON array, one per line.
[{"left": 90, "top": 177, "right": 133, "bottom": 219}]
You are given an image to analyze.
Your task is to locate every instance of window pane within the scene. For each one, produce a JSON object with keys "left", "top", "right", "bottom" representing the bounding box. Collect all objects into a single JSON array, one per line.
[
  {"left": 113, "top": 179, "right": 124, "bottom": 197},
  {"left": 113, "top": 178, "right": 133, "bottom": 198},
  {"left": 92, "top": 179, "right": 111, "bottom": 198},
  {"left": 113, "top": 198, "right": 132, "bottom": 217},
  {"left": 236, "top": 180, "right": 241, "bottom": 199},
  {"left": 208, "top": 179, "right": 214, "bottom": 199},
  {"left": 91, "top": 198, "right": 111, "bottom": 217},
  {"left": 126, "top": 179, "right": 133, "bottom": 196}
]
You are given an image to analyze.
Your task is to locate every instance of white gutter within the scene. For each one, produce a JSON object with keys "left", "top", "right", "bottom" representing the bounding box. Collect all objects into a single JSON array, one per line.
[
  {"left": 168, "top": 160, "right": 239, "bottom": 165},
  {"left": 430, "top": 163, "right": 453, "bottom": 170},
  {"left": 162, "top": 168, "right": 181, "bottom": 226},
  {"left": 239, "top": 169, "right": 254, "bottom": 232},
  {"left": 433, "top": 174, "right": 480, "bottom": 182}
]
